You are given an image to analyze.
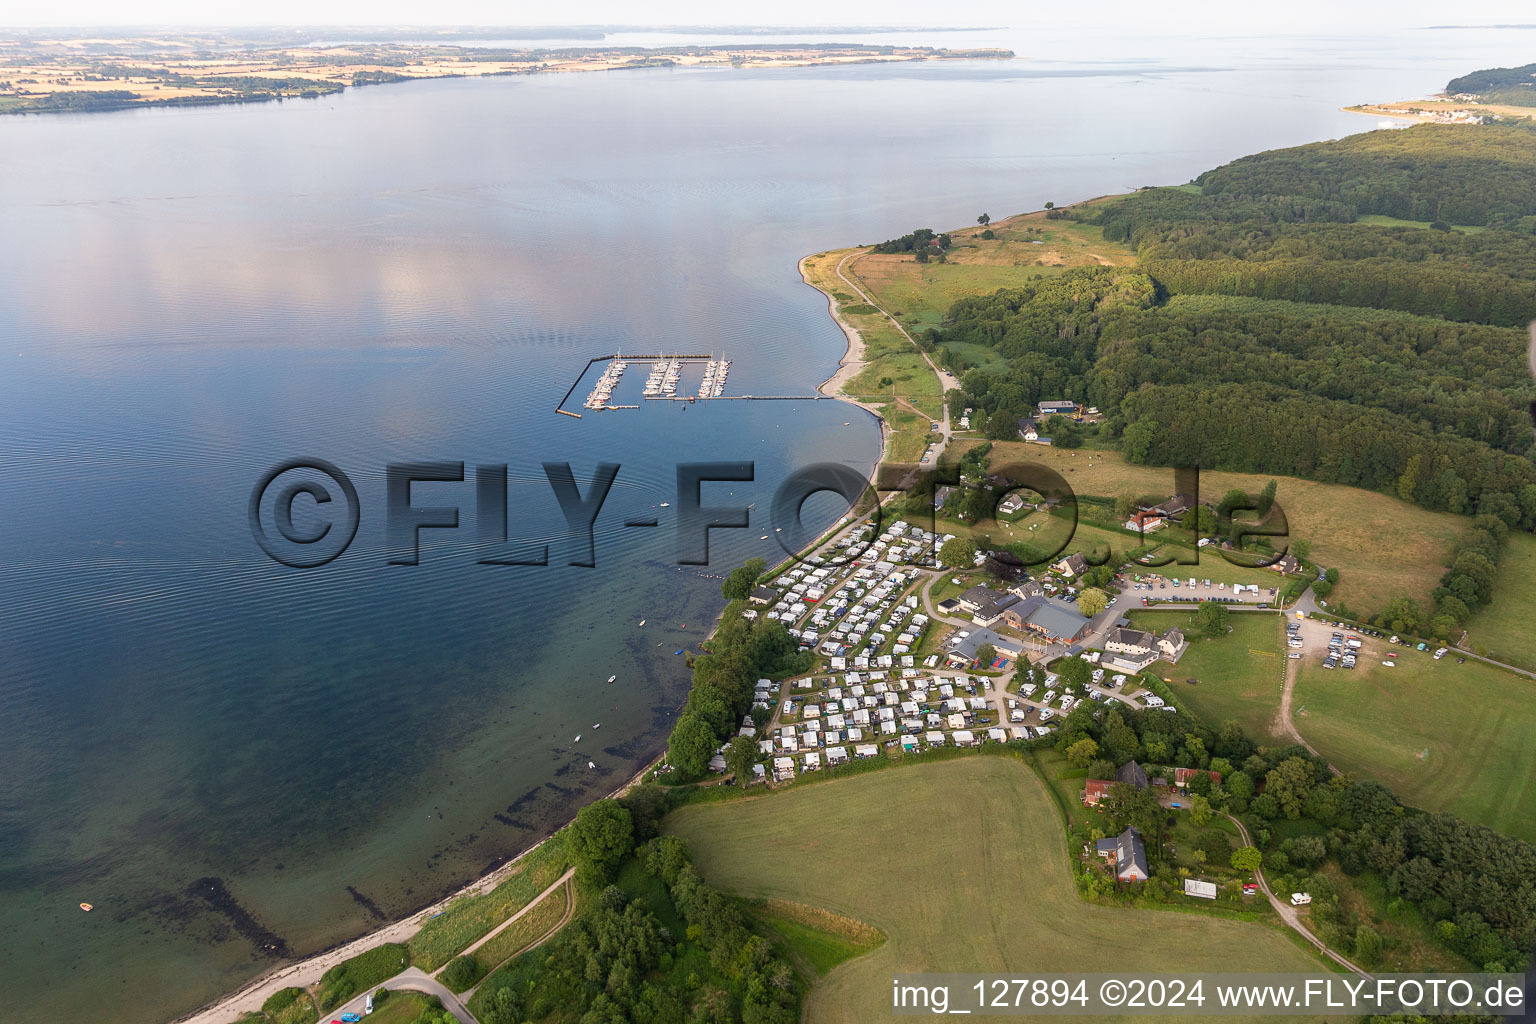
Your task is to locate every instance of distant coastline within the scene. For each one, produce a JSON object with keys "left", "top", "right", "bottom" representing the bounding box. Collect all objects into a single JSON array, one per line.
[{"left": 0, "top": 36, "right": 1013, "bottom": 116}]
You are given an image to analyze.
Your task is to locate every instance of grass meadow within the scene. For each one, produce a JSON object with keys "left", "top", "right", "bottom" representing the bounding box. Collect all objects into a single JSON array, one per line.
[
  {"left": 667, "top": 757, "right": 1329, "bottom": 1024},
  {"left": 1467, "top": 530, "right": 1536, "bottom": 669},
  {"left": 1292, "top": 653, "right": 1536, "bottom": 843},
  {"left": 1126, "top": 610, "right": 1288, "bottom": 741}
]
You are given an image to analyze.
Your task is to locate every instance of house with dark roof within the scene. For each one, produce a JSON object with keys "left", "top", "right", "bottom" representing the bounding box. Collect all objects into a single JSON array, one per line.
[
  {"left": 1104, "top": 626, "right": 1188, "bottom": 671},
  {"left": 1269, "top": 553, "right": 1302, "bottom": 575},
  {"left": 1146, "top": 493, "right": 1196, "bottom": 519},
  {"left": 1052, "top": 552, "right": 1088, "bottom": 578},
  {"left": 1117, "top": 760, "right": 1149, "bottom": 790},
  {"left": 972, "top": 593, "right": 1022, "bottom": 627},
  {"left": 749, "top": 586, "right": 777, "bottom": 605},
  {"left": 956, "top": 585, "right": 1006, "bottom": 614},
  {"left": 1017, "top": 417, "right": 1039, "bottom": 441},
  {"left": 1094, "top": 826, "right": 1150, "bottom": 882}
]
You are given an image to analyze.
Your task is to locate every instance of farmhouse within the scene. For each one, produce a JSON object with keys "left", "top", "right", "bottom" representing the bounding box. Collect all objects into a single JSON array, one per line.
[
  {"left": 1124, "top": 510, "right": 1166, "bottom": 534},
  {"left": 1269, "top": 553, "right": 1302, "bottom": 575},
  {"left": 1103, "top": 626, "right": 1188, "bottom": 671},
  {"left": 1052, "top": 553, "right": 1088, "bottom": 578},
  {"left": 997, "top": 492, "right": 1027, "bottom": 516},
  {"left": 1016, "top": 417, "right": 1039, "bottom": 441},
  {"left": 1095, "top": 826, "right": 1150, "bottom": 882},
  {"left": 1145, "top": 493, "right": 1196, "bottom": 519}
]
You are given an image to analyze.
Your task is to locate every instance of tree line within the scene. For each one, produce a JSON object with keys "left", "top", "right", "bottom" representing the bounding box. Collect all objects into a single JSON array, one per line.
[
  {"left": 665, "top": 568, "right": 813, "bottom": 780},
  {"left": 474, "top": 794, "right": 802, "bottom": 1024}
]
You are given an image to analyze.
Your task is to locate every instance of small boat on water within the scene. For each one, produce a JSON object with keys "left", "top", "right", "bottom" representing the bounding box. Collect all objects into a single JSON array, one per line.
[
  {"left": 574, "top": 734, "right": 581, "bottom": 742},
  {"left": 588, "top": 761, "right": 597, "bottom": 769},
  {"left": 607, "top": 675, "right": 616, "bottom": 683},
  {"left": 593, "top": 723, "right": 601, "bottom": 729},
  {"left": 659, "top": 502, "right": 670, "bottom": 508},
  {"left": 79, "top": 903, "right": 92, "bottom": 912},
  {"left": 638, "top": 619, "right": 645, "bottom": 626}
]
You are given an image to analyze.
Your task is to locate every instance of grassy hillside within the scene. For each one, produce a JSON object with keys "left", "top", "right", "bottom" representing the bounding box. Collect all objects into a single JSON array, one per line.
[
  {"left": 950, "top": 442, "right": 1464, "bottom": 612},
  {"left": 667, "top": 758, "right": 1329, "bottom": 1024},
  {"left": 1292, "top": 654, "right": 1536, "bottom": 843}
]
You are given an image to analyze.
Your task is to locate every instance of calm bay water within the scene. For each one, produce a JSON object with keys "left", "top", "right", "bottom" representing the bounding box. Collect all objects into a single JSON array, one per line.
[{"left": 0, "top": 26, "right": 1527, "bottom": 1022}]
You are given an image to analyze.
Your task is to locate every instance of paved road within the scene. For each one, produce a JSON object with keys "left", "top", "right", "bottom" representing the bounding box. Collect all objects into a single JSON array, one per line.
[
  {"left": 328, "top": 966, "right": 479, "bottom": 1024},
  {"left": 1227, "top": 815, "right": 1370, "bottom": 977}
]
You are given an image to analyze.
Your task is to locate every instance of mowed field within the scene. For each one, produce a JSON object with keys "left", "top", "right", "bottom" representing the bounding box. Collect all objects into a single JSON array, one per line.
[
  {"left": 1127, "top": 610, "right": 1288, "bottom": 741},
  {"left": 955, "top": 443, "right": 1465, "bottom": 613},
  {"left": 1467, "top": 530, "right": 1536, "bottom": 669},
  {"left": 1292, "top": 653, "right": 1536, "bottom": 843},
  {"left": 667, "top": 758, "right": 1329, "bottom": 1024}
]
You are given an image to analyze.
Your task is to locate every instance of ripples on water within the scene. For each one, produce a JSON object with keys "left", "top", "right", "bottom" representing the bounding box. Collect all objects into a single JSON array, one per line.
[{"left": 0, "top": 27, "right": 1527, "bottom": 1022}]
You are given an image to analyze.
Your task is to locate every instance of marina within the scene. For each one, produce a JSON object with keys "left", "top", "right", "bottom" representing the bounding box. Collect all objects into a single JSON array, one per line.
[{"left": 556, "top": 352, "right": 822, "bottom": 416}]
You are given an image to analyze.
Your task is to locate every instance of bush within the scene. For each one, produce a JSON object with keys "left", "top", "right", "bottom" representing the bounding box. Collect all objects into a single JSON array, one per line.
[{"left": 440, "top": 954, "right": 482, "bottom": 993}]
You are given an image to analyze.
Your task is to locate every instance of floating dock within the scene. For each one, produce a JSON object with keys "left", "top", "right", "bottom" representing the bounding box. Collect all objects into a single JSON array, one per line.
[{"left": 554, "top": 353, "right": 821, "bottom": 416}]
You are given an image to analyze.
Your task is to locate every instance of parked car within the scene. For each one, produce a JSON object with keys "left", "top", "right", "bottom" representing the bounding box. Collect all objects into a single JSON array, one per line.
[{"left": 1243, "top": 883, "right": 1259, "bottom": 896}]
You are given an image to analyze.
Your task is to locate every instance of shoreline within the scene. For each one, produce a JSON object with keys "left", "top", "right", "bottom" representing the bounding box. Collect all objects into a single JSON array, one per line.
[
  {"left": 800, "top": 248, "right": 893, "bottom": 459},
  {"left": 178, "top": 250, "right": 892, "bottom": 1024},
  {"left": 174, "top": 751, "right": 663, "bottom": 1024}
]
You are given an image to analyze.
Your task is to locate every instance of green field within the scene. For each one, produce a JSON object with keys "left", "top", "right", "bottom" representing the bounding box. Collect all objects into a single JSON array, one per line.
[
  {"left": 1292, "top": 653, "right": 1536, "bottom": 842},
  {"left": 1127, "top": 610, "right": 1287, "bottom": 741},
  {"left": 667, "top": 758, "right": 1328, "bottom": 1024},
  {"left": 1467, "top": 530, "right": 1536, "bottom": 668}
]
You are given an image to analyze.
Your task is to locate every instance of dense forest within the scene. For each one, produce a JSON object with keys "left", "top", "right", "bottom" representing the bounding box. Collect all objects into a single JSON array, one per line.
[
  {"left": 1192, "top": 121, "right": 1536, "bottom": 229},
  {"left": 1445, "top": 61, "right": 1536, "bottom": 107},
  {"left": 932, "top": 119, "right": 1536, "bottom": 625}
]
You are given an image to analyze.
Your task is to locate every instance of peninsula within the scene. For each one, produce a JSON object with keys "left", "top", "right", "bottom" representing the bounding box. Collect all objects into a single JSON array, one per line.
[
  {"left": 0, "top": 31, "right": 1012, "bottom": 115},
  {"left": 1345, "top": 59, "right": 1536, "bottom": 124}
]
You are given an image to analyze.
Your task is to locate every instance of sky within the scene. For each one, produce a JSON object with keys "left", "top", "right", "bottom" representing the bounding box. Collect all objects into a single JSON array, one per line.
[{"left": 3, "top": 0, "right": 1534, "bottom": 31}]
